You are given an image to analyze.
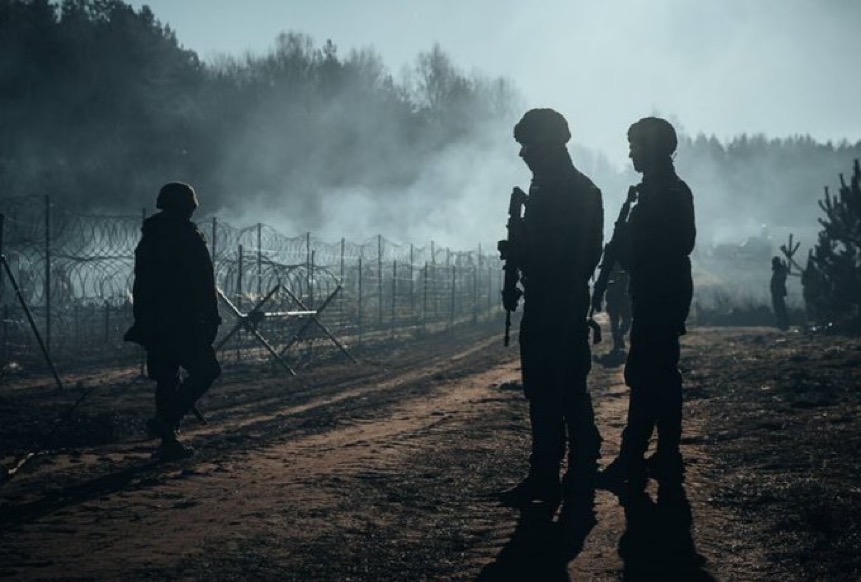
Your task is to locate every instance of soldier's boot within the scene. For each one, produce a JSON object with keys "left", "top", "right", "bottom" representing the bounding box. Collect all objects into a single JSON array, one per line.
[
  {"left": 611, "top": 327, "right": 626, "bottom": 356},
  {"left": 602, "top": 425, "right": 649, "bottom": 490},
  {"left": 517, "top": 443, "right": 563, "bottom": 506},
  {"left": 146, "top": 379, "right": 180, "bottom": 440},
  {"left": 154, "top": 436, "right": 195, "bottom": 461},
  {"left": 505, "top": 465, "right": 561, "bottom": 507},
  {"left": 647, "top": 414, "right": 684, "bottom": 482},
  {"left": 164, "top": 373, "right": 214, "bottom": 429},
  {"left": 563, "top": 424, "right": 602, "bottom": 496}
]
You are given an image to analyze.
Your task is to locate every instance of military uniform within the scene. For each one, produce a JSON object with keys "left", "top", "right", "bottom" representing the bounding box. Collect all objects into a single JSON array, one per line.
[
  {"left": 510, "top": 109, "right": 604, "bottom": 499},
  {"left": 126, "top": 183, "right": 221, "bottom": 458},
  {"left": 770, "top": 257, "right": 789, "bottom": 330},
  {"left": 605, "top": 265, "right": 632, "bottom": 354},
  {"left": 617, "top": 164, "right": 695, "bottom": 476}
]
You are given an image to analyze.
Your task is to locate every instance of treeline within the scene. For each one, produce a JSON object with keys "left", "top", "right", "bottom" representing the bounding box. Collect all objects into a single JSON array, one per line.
[
  {"left": 3, "top": 0, "right": 860, "bottom": 248},
  {"left": 674, "top": 134, "right": 861, "bottom": 242},
  {"left": 0, "top": 0, "right": 518, "bottom": 220},
  {"left": 806, "top": 159, "right": 861, "bottom": 332}
]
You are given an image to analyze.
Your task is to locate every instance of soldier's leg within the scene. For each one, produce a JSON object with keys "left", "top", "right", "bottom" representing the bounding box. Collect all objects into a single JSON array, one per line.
[
  {"left": 772, "top": 295, "right": 788, "bottom": 330},
  {"left": 779, "top": 297, "right": 789, "bottom": 330},
  {"left": 608, "top": 308, "right": 624, "bottom": 353},
  {"left": 653, "top": 333, "right": 682, "bottom": 454},
  {"left": 168, "top": 342, "right": 221, "bottom": 427},
  {"left": 604, "top": 323, "right": 656, "bottom": 485},
  {"left": 528, "top": 389, "right": 565, "bottom": 476},
  {"left": 146, "top": 345, "right": 181, "bottom": 437},
  {"left": 648, "top": 333, "right": 684, "bottom": 480},
  {"left": 519, "top": 324, "right": 563, "bottom": 499},
  {"left": 621, "top": 323, "right": 659, "bottom": 459},
  {"left": 561, "top": 336, "right": 601, "bottom": 470}
]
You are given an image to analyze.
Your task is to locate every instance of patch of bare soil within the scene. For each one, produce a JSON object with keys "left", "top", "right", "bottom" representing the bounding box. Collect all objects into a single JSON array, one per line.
[
  {"left": 0, "top": 323, "right": 859, "bottom": 580},
  {"left": 683, "top": 327, "right": 861, "bottom": 581}
]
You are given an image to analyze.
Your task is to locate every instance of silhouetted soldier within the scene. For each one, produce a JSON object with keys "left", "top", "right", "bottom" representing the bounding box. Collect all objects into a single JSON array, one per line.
[
  {"left": 604, "top": 117, "right": 696, "bottom": 486},
  {"left": 770, "top": 256, "right": 790, "bottom": 330},
  {"left": 124, "top": 182, "right": 222, "bottom": 460},
  {"left": 508, "top": 108, "right": 604, "bottom": 503},
  {"left": 605, "top": 264, "right": 632, "bottom": 357}
]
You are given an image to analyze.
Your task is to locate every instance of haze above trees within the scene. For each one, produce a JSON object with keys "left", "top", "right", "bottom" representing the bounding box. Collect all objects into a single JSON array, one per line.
[{"left": 2, "top": 0, "right": 859, "bottom": 246}]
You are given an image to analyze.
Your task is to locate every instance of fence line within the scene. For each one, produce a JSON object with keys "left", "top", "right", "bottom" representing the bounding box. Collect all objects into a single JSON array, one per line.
[{"left": 0, "top": 196, "right": 503, "bottom": 373}]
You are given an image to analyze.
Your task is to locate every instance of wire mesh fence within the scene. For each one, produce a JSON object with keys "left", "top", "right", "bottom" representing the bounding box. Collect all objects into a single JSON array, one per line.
[{"left": 0, "top": 196, "right": 503, "bottom": 375}]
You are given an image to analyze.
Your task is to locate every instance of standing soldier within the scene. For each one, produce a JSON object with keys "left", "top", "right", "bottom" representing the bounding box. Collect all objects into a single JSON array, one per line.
[
  {"left": 603, "top": 263, "right": 632, "bottom": 362},
  {"left": 124, "top": 182, "right": 222, "bottom": 460},
  {"left": 504, "top": 108, "right": 604, "bottom": 504},
  {"left": 770, "top": 256, "right": 790, "bottom": 330},
  {"left": 604, "top": 117, "right": 696, "bottom": 487}
]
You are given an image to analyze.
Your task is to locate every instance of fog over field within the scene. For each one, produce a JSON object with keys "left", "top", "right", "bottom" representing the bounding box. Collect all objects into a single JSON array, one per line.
[
  {"left": 125, "top": 0, "right": 861, "bottom": 251},
  {"left": 3, "top": 0, "right": 860, "bottom": 259}
]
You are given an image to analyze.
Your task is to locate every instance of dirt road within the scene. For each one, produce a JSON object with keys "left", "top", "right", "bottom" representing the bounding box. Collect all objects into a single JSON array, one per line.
[{"left": 1, "top": 324, "right": 859, "bottom": 580}]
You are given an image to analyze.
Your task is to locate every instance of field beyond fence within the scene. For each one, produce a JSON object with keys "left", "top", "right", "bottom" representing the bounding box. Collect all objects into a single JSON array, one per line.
[{"left": 0, "top": 196, "right": 503, "bottom": 377}]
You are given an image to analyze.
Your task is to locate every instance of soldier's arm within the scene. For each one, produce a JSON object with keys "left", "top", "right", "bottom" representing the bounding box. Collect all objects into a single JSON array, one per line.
[
  {"left": 653, "top": 183, "right": 695, "bottom": 258},
  {"left": 131, "top": 236, "right": 157, "bottom": 324},
  {"left": 185, "top": 229, "right": 222, "bottom": 326},
  {"left": 586, "top": 186, "right": 604, "bottom": 276}
]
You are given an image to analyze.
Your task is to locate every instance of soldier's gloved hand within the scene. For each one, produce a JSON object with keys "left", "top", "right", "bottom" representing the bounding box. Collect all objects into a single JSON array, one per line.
[{"left": 501, "top": 288, "right": 521, "bottom": 312}]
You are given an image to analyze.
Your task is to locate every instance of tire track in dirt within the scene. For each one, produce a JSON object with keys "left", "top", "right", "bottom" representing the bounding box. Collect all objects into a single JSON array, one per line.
[
  {"left": 2, "top": 327, "right": 730, "bottom": 580},
  {"left": 0, "top": 328, "right": 516, "bottom": 579}
]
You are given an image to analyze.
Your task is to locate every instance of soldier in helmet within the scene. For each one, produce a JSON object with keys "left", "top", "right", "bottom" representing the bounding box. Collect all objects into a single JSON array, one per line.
[
  {"left": 506, "top": 108, "right": 604, "bottom": 504},
  {"left": 124, "top": 182, "right": 222, "bottom": 460},
  {"left": 603, "top": 117, "right": 696, "bottom": 487},
  {"left": 600, "top": 263, "right": 632, "bottom": 365},
  {"left": 770, "top": 256, "right": 790, "bottom": 330}
]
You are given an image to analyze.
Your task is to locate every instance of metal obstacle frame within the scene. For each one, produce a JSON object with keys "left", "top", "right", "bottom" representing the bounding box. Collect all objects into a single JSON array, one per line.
[{"left": 216, "top": 282, "right": 355, "bottom": 375}]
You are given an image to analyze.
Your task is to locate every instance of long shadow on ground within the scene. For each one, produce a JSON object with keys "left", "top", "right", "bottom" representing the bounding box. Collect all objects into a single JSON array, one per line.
[
  {"left": 615, "top": 481, "right": 715, "bottom": 581},
  {"left": 477, "top": 488, "right": 597, "bottom": 581}
]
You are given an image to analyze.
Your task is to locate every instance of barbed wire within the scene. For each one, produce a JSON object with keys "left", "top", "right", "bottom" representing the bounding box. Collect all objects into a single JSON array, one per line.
[{"left": 0, "top": 196, "right": 503, "bottom": 371}]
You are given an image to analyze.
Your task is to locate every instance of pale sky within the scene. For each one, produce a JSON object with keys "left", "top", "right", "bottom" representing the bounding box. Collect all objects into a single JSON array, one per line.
[{"left": 128, "top": 0, "right": 861, "bottom": 166}]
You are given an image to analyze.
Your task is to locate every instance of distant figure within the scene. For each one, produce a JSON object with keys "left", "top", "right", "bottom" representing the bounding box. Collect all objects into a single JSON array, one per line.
[
  {"left": 604, "top": 264, "right": 632, "bottom": 358},
  {"left": 770, "top": 256, "right": 790, "bottom": 330},
  {"left": 504, "top": 108, "right": 604, "bottom": 504},
  {"left": 604, "top": 117, "right": 696, "bottom": 487},
  {"left": 124, "top": 182, "right": 222, "bottom": 460}
]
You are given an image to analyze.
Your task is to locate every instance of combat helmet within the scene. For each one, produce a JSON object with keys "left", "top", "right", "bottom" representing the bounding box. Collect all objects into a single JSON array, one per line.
[
  {"left": 627, "top": 117, "right": 677, "bottom": 157},
  {"left": 156, "top": 182, "right": 199, "bottom": 214},
  {"left": 514, "top": 108, "right": 571, "bottom": 145}
]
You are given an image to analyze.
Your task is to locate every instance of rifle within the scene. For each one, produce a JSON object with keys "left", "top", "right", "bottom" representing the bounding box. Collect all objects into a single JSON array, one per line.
[
  {"left": 591, "top": 185, "right": 638, "bottom": 314},
  {"left": 497, "top": 186, "right": 528, "bottom": 346}
]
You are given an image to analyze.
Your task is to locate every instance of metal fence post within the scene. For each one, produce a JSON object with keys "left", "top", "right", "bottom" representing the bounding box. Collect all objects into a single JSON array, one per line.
[
  {"left": 104, "top": 301, "right": 110, "bottom": 344},
  {"left": 450, "top": 264, "right": 456, "bottom": 328},
  {"left": 339, "top": 237, "right": 345, "bottom": 321},
  {"left": 431, "top": 241, "right": 437, "bottom": 319},
  {"left": 310, "top": 250, "right": 316, "bottom": 308},
  {"left": 358, "top": 256, "right": 363, "bottom": 346},
  {"left": 257, "top": 222, "right": 263, "bottom": 296},
  {"left": 377, "top": 234, "right": 383, "bottom": 326},
  {"left": 44, "top": 195, "right": 51, "bottom": 359},
  {"left": 237, "top": 244, "right": 243, "bottom": 361},
  {"left": 472, "top": 260, "right": 478, "bottom": 324},
  {"left": 2, "top": 304, "right": 8, "bottom": 365},
  {"left": 409, "top": 244, "right": 415, "bottom": 317},
  {"left": 306, "top": 232, "right": 311, "bottom": 305},
  {"left": 422, "top": 261, "right": 428, "bottom": 327},
  {"left": 391, "top": 259, "right": 397, "bottom": 333}
]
